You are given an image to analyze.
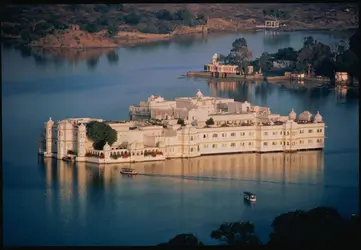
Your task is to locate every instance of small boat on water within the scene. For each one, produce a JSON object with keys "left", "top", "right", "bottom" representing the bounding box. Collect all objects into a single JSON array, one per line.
[
  {"left": 243, "top": 192, "right": 256, "bottom": 202},
  {"left": 62, "top": 155, "right": 76, "bottom": 162},
  {"left": 120, "top": 168, "right": 137, "bottom": 175}
]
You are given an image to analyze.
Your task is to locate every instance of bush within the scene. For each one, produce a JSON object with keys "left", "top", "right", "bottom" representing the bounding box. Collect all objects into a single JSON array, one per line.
[
  {"left": 157, "top": 21, "right": 175, "bottom": 34},
  {"left": 125, "top": 12, "right": 141, "bottom": 25},
  {"left": 138, "top": 23, "right": 159, "bottom": 34},
  {"left": 93, "top": 4, "right": 109, "bottom": 13},
  {"left": 86, "top": 121, "right": 117, "bottom": 150},
  {"left": 34, "top": 22, "right": 52, "bottom": 36},
  {"left": 20, "top": 29, "right": 34, "bottom": 42},
  {"left": 177, "top": 119, "right": 185, "bottom": 125},
  {"left": 156, "top": 9, "right": 174, "bottom": 20},
  {"left": 206, "top": 118, "right": 215, "bottom": 126},
  {"left": 107, "top": 24, "right": 119, "bottom": 37},
  {"left": 82, "top": 23, "right": 100, "bottom": 33},
  {"left": 96, "top": 17, "right": 109, "bottom": 26},
  {"left": 116, "top": 4, "right": 124, "bottom": 11}
]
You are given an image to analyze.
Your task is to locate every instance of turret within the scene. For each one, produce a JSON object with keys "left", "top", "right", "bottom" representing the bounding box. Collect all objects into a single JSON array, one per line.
[
  {"left": 289, "top": 108, "right": 296, "bottom": 120},
  {"left": 212, "top": 53, "right": 218, "bottom": 64},
  {"left": 77, "top": 123, "right": 86, "bottom": 158},
  {"left": 57, "top": 121, "right": 65, "bottom": 159},
  {"left": 196, "top": 89, "right": 204, "bottom": 99},
  {"left": 314, "top": 111, "right": 323, "bottom": 123},
  {"left": 45, "top": 117, "right": 54, "bottom": 155}
]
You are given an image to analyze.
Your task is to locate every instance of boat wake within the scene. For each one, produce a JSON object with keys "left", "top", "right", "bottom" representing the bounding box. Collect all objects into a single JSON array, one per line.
[{"left": 136, "top": 173, "right": 357, "bottom": 189}]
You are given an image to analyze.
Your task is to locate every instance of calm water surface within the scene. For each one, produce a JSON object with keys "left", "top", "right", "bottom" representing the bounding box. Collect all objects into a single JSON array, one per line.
[{"left": 2, "top": 31, "right": 359, "bottom": 246}]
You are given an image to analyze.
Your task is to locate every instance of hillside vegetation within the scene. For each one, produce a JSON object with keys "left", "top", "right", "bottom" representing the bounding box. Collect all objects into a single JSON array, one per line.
[{"left": 1, "top": 4, "right": 358, "bottom": 47}]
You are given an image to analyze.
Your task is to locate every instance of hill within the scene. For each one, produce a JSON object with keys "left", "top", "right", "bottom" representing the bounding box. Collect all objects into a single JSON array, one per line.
[{"left": 1, "top": 4, "right": 358, "bottom": 48}]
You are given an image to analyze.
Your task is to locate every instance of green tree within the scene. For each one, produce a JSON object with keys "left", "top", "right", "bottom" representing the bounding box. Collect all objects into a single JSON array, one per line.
[
  {"left": 259, "top": 52, "right": 273, "bottom": 72},
  {"left": 86, "top": 121, "right": 117, "bottom": 150},
  {"left": 156, "top": 9, "right": 174, "bottom": 20},
  {"left": 158, "top": 234, "right": 204, "bottom": 246},
  {"left": 157, "top": 21, "right": 175, "bottom": 34},
  {"left": 107, "top": 24, "right": 119, "bottom": 37},
  {"left": 205, "top": 118, "right": 214, "bottom": 126},
  {"left": 174, "top": 9, "right": 194, "bottom": 21},
  {"left": 269, "top": 207, "right": 348, "bottom": 245},
  {"left": 177, "top": 118, "right": 185, "bottom": 125},
  {"left": 69, "top": 4, "right": 82, "bottom": 12},
  {"left": 349, "top": 30, "right": 359, "bottom": 57},
  {"left": 227, "top": 38, "right": 252, "bottom": 74},
  {"left": 211, "top": 221, "right": 261, "bottom": 245},
  {"left": 83, "top": 23, "right": 100, "bottom": 33},
  {"left": 273, "top": 47, "right": 297, "bottom": 61},
  {"left": 93, "top": 4, "right": 109, "bottom": 13},
  {"left": 116, "top": 4, "right": 124, "bottom": 11},
  {"left": 218, "top": 54, "right": 227, "bottom": 63},
  {"left": 125, "top": 12, "right": 141, "bottom": 25}
]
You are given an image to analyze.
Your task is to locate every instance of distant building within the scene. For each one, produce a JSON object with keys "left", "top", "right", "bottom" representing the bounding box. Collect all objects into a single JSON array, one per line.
[
  {"left": 335, "top": 72, "right": 348, "bottom": 83},
  {"left": 204, "top": 53, "right": 239, "bottom": 77},
  {"left": 272, "top": 60, "right": 295, "bottom": 69}
]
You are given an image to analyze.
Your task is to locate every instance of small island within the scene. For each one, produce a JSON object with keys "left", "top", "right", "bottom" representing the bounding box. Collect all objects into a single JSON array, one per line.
[
  {"left": 39, "top": 91, "right": 325, "bottom": 164},
  {"left": 187, "top": 31, "right": 359, "bottom": 86}
]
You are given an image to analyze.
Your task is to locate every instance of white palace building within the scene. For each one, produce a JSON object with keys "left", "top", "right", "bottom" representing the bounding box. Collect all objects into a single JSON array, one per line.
[{"left": 39, "top": 90, "right": 325, "bottom": 164}]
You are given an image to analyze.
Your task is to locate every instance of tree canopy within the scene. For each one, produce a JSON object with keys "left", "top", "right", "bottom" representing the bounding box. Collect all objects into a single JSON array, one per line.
[
  {"left": 269, "top": 207, "right": 351, "bottom": 245},
  {"left": 211, "top": 221, "right": 261, "bottom": 245},
  {"left": 161, "top": 207, "right": 359, "bottom": 246},
  {"left": 158, "top": 234, "right": 204, "bottom": 246},
  {"left": 205, "top": 118, "right": 214, "bottom": 126},
  {"left": 221, "top": 37, "right": 253, "bottom": 74},
  {"left": 247, "top": 31, "right": 359, "bottom": 84},
  {"left": 86, "top": 121, "right": 117, "bottom": 150}
]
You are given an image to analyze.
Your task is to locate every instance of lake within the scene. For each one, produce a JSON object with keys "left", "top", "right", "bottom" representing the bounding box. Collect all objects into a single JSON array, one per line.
[{"left": 2, "top": 30, "right": 359, "bottom": 246}]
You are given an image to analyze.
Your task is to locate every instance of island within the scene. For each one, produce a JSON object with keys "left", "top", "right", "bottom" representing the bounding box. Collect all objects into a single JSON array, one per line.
[
  {"left": 38, "top": 90, "right": 325, "bottom": 164},
  {"left": 187, "top": 32, "right": 359, "bottom": 86}
]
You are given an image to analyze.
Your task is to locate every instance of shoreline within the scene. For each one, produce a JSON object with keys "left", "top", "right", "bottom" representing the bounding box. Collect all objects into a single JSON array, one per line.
[{"left": 2, "top": 26, "right": 357, "bottom": 49}]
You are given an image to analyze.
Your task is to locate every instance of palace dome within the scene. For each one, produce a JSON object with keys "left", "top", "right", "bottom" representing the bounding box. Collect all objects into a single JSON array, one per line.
[
  {"left": 46, "top": 117, "right": 54, "bottom": 127},
  {"left": 196, "top": 89, "right": 204, "bottom": 98},
  {"left": 314, "top": 111, "right": 323, "bottom": 122},
  {"left": 289, "top": 108, "right": 296, "bottom": 120}
]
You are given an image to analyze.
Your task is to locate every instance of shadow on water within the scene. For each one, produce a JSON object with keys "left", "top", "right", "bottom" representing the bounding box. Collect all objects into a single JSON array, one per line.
[
  {"left": 9, "top": 45, "right": 120, "bottom": 70},
  {"left": 86, "top": 56, "right": 100, "bottom": 70},
  {"left": 106, "top": 50, "right": 119, "bottom": 65}
]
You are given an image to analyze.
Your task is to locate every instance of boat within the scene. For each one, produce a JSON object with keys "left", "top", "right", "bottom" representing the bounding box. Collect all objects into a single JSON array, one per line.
[
  {"left": 62, "top": 155, "right": 76, "bottom": 162},
  {"left": 243, "top": 192, "right": 256, "bottom": 202},
  {"left": 120, "top": 168, "right": 138, "bottom": 175}
]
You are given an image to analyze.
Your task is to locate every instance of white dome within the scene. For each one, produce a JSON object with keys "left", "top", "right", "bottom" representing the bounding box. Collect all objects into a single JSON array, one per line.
[
  {"left": 103, "top": 142, "right": 111, "bottom": 150},
  {"left": 46, "top": 117, "right": 54, "bottom": 126},
  {"left": 289, "top": 108, "right": 296, "bottom": 120},
  {"left": 314, "top": 111, "right": 323, "bottom": 122},
  {"left": 78, "top": 123, "right": 86, "bottom": 131},
  {"left": 196, "top": 89, "right": 204, "bottom": 98}
]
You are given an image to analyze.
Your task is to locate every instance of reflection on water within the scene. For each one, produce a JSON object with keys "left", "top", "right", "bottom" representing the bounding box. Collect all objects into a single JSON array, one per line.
[
  {"left": 263, "top": 31, "right": 291, "bottom": 46},
  {"left": 10, "top": 45, "right": 118, "bottom": 69},
  {"left": 40, "top": 151, "right": 324, "bottom": 190},
  {"left": 206, "top": 79, "right": 358, "bottom": 104}
]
